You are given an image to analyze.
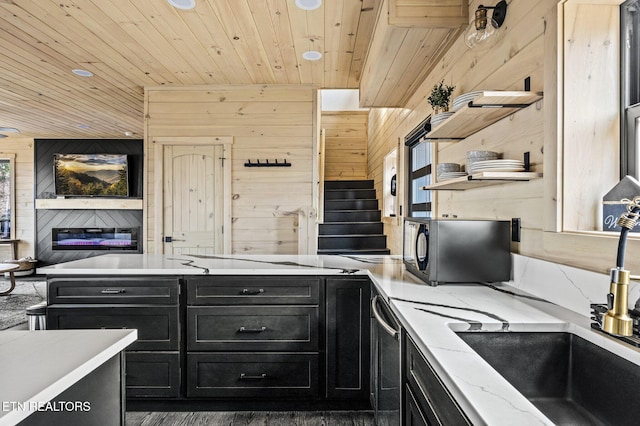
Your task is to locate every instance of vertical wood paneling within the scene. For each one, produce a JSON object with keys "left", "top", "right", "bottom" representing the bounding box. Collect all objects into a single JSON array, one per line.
[
  {"left": 322, "top": 111, "right": 368, "bottom": 181},
  {"left": 145, "top": 85, "right": 316, "bottom": 255},
  {"left": 367, "top": 0, "right": 557, "bottom": 258},
  {"left": 0, "top": 138, "right": 34, "bottom": 260}
]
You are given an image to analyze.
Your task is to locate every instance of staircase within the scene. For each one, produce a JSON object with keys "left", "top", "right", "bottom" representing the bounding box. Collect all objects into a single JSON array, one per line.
[{"left": 318, "top": 180, "right": 390, "bottom": 255}]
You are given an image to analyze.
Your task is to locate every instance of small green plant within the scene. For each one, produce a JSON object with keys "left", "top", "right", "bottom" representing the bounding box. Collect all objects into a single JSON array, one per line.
[{"left": 427, "top": 80, "right": 455, "bottom": 113}]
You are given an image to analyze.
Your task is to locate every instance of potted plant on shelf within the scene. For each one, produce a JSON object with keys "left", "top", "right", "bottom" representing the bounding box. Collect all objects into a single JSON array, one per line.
[{"left": 428, "top": 80, "right": 455, "bottom": 115}]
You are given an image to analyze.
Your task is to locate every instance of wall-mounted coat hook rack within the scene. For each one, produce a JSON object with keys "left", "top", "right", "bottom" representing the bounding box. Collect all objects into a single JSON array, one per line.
[{"left": 244, "top": 159, "right": 291, "bottom": 168}]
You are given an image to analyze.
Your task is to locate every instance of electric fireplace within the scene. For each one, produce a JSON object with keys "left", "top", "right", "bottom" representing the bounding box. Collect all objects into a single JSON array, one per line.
[{"left": 51, "top": 227, "right": 139, "bottom": 251}]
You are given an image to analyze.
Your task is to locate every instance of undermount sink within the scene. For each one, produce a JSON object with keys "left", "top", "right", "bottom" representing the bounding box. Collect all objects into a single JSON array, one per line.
[{"left": 457, "top": 332, "right": 640, "bottom": 426}]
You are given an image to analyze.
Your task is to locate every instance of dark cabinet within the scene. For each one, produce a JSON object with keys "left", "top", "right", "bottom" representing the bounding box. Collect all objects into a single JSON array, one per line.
[
  {"left": 185, "top": 275, "right": 323, "bottom": 399},
  {"left": 404, "top": 334, "right": 470, "bottom": 425},
  {"left": 325, "top": 277, "right": 371, "bottom": 400},
  {"left": 187, "top": 305, "right": 319, "bottom": 351},
  {"left": 46, "top": 276, "right": 181, "bottom": 399},
  {"left": 187, "top": 352, "right": 319, "bottom": 398},
  {"left": 46, "top": 273, "right": 372, "bottom": 404}
]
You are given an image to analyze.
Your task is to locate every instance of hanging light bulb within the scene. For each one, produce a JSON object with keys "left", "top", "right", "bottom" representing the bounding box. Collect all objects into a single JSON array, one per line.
[{"left": 464, "top": 1, "right": 508, "bottom": 49}]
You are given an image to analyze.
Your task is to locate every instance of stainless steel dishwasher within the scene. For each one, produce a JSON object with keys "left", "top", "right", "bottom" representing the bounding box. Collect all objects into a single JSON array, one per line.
[{"left": 371, "top": 289, "right": 401, "bottom": 425}]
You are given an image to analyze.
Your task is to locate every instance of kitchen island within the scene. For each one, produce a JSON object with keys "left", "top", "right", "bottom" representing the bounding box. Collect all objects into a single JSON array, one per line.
[
  {"left": 38, "top": 253, "right": 640, "bottom": 425},
  {"left": 0, "top": 329, "right": 136, "bottom": 425}
]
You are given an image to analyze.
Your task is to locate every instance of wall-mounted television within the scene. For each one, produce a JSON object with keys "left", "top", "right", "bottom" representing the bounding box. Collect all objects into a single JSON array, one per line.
[{"left": 54, "top": 153, "right": 129, "bottom": 197}]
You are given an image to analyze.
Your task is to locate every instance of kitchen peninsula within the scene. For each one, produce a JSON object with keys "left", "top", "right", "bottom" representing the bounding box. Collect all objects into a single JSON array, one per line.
[
  {"left": 0, "top": 329, "right": 136, "bottom": 425},
  {"left": 38, "top": 254, "right": 640, "bottom": 425}
]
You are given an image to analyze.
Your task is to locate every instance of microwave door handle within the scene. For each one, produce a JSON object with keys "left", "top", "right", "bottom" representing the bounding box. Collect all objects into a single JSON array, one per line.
[{"left": 371, "top": 295, "right": 399, "bottom": 340}]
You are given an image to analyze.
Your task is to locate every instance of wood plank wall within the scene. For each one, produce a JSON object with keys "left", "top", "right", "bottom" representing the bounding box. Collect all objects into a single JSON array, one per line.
[
  {"left": 367, "top": 0, "right": 556, "bottom": 261},
  {"left": 0, "top": 138, "right": 34, "bottom": 260},
  {"left": 145, "top": 85, "right": 317, "bottom": 255},
  {"left": 321, "top": 111, "right": 368, "bottom": 181}
]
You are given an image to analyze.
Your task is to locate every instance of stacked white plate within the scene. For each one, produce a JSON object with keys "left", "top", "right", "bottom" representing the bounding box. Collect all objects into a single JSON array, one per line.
[
  {"left": 430, "top": 111, "right": 454, "bottom": 128},
  {"left": 468, "top": 159, "right": 525, "bottom": 174},
  {"left": 438, "top": 171, "right": 467, "bottom": 181},
  {"left": 452, "top": 91, "right": 483, "bottom": 112}
]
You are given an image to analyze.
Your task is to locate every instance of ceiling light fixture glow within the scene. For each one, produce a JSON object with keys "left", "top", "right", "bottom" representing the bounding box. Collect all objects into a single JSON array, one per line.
[
  {"left": 167, "top": 0, "right": 195, "bottom": 10},
  {"left": 72, "top": 69, "right": 94, "bottom": 77},
  {"left": 302, "top": 50, "right": 322, "bottom": 61},
  {"left": 0, "top": 127, "right": 19, "bottom": 133},
  {"left": 295, "top": 0, "right": 321, "bottom": 10}
]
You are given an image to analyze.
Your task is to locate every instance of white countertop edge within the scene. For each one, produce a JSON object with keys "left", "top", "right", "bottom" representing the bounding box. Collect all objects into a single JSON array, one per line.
[
  {"left": 35, "top": 267, "right": 368, "bottom": 276},
  {"left": 0, "top": 329, "right": 137, "bottom": 426}
]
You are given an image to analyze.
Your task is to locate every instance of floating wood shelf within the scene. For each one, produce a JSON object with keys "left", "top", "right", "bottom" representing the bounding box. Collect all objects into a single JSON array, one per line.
[
  {"left": 424, "top": 91, "right": 543, "bottom": 141},
  {"left": 422, "top": 171, "right": 543, "bottom": 191},
  {"left": 35, "top": 198, "right": 143, "bottom": 210}
]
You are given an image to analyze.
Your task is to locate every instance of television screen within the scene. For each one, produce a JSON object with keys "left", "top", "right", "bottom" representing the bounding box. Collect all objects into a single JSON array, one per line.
[{"left": 54, "top": 153, "right": 129, "bottom": 197}]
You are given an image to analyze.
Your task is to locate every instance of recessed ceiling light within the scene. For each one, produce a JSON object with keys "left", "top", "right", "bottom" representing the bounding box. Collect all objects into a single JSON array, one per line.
[
  {"left": 167, "top": 0, "right": 195, "bottom": 10},
  {"left": 72, "top": 69, "right": 93, "bottom": 77},
  {"left": 302, "top": 50, "right": 322, "bottom": 61},
  {"left": 0, "top": 127, "right": 19, "bottom": 133},
  {"left": 124, "top": 131, "right": 133, "bottom": 137},
  {"left": 295, "top": 0, "right": 321, "bottom": 10},
  {"left": 78, "top": 124, "right": 91, "bottom": 129}
]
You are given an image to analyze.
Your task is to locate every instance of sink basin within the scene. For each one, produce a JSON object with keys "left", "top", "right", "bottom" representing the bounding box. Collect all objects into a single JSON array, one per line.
[{"left": 457, "top": 332, "right": 640, "bottom": 426}]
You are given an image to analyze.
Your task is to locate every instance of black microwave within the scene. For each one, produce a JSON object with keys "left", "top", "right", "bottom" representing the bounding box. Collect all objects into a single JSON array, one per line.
[{"left": 402, "top": 218, "right": 511, "bottom": 286}]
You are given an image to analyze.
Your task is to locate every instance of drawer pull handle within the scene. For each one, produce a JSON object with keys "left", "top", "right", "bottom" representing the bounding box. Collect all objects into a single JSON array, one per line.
[
  {"left": 239, "top": 373, "right": 268, "bottom": 380},
  {"left": 240, "top": 288, "right": 265, "bottom": 295},
  {"left": 101, "top": 288, "right": 126, "bottom": 294},
  {"left": 238, "top": 326, "right": 267, "bottom": 333}
]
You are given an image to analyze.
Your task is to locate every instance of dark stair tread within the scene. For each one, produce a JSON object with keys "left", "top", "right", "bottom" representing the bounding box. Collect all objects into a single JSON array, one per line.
[{"left": 324, "top": 180, "right": 374, "bottom": 190}]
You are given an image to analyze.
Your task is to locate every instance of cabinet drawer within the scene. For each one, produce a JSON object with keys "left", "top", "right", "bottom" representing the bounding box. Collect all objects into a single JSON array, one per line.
[
  {"left": 126, "top": 352, "right": 181, "bottom": 398},
  {"left": 187, "top": 306, "right": 319, "bottom": 351},
  {"left": 48, "top": 277, "right": 180, "bottom": 305},
  {"left": 405, "top": 335, "right": 470, "bottom": 425},
  {"left": 47, "top": 306, "right": 179, "bottom": 351},
  {"left": 187, "top": 276, "right": 320, "bottom": 305},
  {"left": 187, "top": 352, "right": 319, "bottom": 398}
]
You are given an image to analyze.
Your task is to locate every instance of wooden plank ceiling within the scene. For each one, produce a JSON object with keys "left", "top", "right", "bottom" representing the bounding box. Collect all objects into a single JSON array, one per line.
[{"left": 0, "top": 0, "right": 376, "bottom": 139}]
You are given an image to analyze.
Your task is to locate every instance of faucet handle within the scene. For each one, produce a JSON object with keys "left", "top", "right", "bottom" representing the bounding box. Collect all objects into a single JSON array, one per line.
[{"left": 607, "top": 292, "right": 615, "bottom": 311}]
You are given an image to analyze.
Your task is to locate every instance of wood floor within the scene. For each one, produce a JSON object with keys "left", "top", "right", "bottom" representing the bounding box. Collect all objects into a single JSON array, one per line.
[{"left": 126, "top": 411, "right": 375, "bottom": 426}]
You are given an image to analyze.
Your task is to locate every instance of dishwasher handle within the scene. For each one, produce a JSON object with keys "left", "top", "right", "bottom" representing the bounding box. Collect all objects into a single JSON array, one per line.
[{"left": 372, "top": 295, "right": 399, "bottom": 340}]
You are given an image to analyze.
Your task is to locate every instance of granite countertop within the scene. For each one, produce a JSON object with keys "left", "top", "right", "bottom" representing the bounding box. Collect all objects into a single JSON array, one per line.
[
  {"left": 37, "top": 253, "right": 640, "bottom": 425},
  {"left": 0, "top": 329, "right": 136, "bottom": 425}
]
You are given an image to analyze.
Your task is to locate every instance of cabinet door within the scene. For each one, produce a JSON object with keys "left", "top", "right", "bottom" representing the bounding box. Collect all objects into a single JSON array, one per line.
[
  {"left": 125, "top": 352, "right": 181, "bottom": 398},
  {"left": 405, "top": 335, "right": 470, "bottom": 425},
  {"left": 48, "top": 276, "right": 180, "bottom": 305},
  {"left": 405, "top": 384, "right": 432, "bottom": 426},
  {"left": 47, "top": 306, "right": 180, "bottom": 351},
  {"left": 187, "top": 352, "right": 319, "bottom": 398},
  {"left": 187, "top": 276, "right": 320, "bottom": 305},
  {"left": 187, "top": 306, "right": 319, "bottom": 351},
  {"left": 325, "top": 277, "right": 370, "bottom": 400}
]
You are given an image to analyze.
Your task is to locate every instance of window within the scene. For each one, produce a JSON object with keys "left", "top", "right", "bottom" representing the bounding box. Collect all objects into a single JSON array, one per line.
[
  {"left": 622, "top": 0, "right": 640, "bottom": 178},
  {"left": 407, "top": 142, "right": 432, "bottom": 218},
  {"left": 0, "top": 157, "right": 14, "bottom": 239},
  {"left": 404, "top": 117, "right": 433, "bottom": 218}
]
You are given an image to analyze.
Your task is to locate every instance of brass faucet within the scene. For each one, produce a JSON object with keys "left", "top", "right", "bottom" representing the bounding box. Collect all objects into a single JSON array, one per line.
[
  {"left": 603, "top": 197, "right": 640, "bottom": 337},
  {"left": 603, "top": 268, "right": 633, "bottom": 336}
]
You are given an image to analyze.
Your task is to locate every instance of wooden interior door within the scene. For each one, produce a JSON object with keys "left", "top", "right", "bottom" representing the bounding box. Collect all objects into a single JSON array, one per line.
[{"left": 163, "top": 144, "right": 224, "bottom": 255}]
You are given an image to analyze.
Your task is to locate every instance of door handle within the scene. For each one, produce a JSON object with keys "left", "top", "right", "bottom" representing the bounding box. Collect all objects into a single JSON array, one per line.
[
  {"left": 238, "top": 326, "right": 267, "bottom": 333},
  {"left": 164, "top": 236, "right": 185, "bottom": 242},
  {"left": 101, "top": 288, "right": 126, "bottom": 294},
  {"left": 240, "top": 288, "right": 265, "bottom": 295},
  {"left": 239, "top": 373, "right": 268, "bottom": 380},
  {"left": 372, "top": 295, "right": 400, "bottom": 340}
]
